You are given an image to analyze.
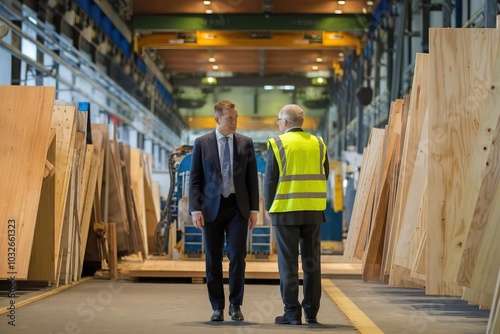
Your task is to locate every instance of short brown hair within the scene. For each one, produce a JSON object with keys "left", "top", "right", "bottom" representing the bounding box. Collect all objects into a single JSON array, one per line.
[{"left": 214, "top": 100, "right": 235, "bottom": 117}]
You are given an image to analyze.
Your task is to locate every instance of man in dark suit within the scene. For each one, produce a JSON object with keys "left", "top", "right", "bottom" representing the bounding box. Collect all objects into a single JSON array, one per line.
[
  {"left": 189, "top": 100, "right": 259, "bottom": 322},
  {"left": 264, "top": 104, "right": 329, "bottom": 325}
]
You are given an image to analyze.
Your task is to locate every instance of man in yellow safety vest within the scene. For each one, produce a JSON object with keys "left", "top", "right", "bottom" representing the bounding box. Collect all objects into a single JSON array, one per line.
[{"left": 264, "top": 104, "right": 329, "bottom": 325}]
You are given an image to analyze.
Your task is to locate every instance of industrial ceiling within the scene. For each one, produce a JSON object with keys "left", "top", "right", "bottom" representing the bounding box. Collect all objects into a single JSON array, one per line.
[{"left": 132, "top": 0, "right": 379, "bottom": 131}]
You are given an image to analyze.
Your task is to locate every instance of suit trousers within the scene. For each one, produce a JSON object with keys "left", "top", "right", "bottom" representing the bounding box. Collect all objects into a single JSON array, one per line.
[
  {"left": 274, "top": 223, "right": 322, "bottom": 319},
  {"left": 203, "top": 194, "right": 248, "bottom": 310}
]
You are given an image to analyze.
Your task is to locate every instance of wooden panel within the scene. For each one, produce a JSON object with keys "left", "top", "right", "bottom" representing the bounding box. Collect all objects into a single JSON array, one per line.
[
  {"left": 0, "top": 86, "right": 55, "bottom": 279},
  {"left": 343, "top": 128, "right": 384, "bottom": 262},
  {"left": 28, "top": 129, "right": 57, "bottom": 282},
  {"left": 445, "top": 34, "right": 500, "bottom": 284},
  {"left": 78, "top": 146, "right": 100, "bottom": 278},
  {"left": 51, "top": 104, "right": 77, "bottom": 280},
  {"left": 131, "top": 149, "right": 148, "bottom": 254},
  {"left": 427, "top": 28, "right": 499, "bottom": 295},
  {"left": 362, "top": 100, "right": 402, "bottom": 281},
  {"left": 389, "top": 112, "right": 428, "bottom": 288},
  {"left": 385, "top": 54, "right": 429, "bottom": 281},
  {"left": 143, "top": 155, "right": 159, "bottom": 254}
]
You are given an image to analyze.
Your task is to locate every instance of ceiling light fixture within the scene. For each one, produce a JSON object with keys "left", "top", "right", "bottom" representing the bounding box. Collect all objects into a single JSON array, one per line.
[
  {"left": 312, "top": 65, "right": 319, "bottom": 71},
  {"left": 367, "top": 1, "right": 374, "bottom": 5},
  {"left": 339, "top": 52, "right": 344, "bottom": 58},
  {"left": 205, "top": 9, "right": 213, "bottom": 14},
  {"left": 203, "top": 1, "right": 211, "bottom": 5},
  {"left": 316, "top": 57, "right": 323, "bottom": 63},
  {"left": 202, "top": 76, "right": 217, "bottom": 85},
  {"left": 212, "top": 65, "right": 219, "bottom": 70},
  {"left": 334, "top": 9, "right": 342, "bottom": 14},
  {"left": 363, "top": 7, "right": 367, "bottom": 13},
  {"left": 208, "top": 57, "right": 216, "bottom": 62},
  {"left": 312, "top": 78, "right": 327, "bottom": 85},
  {"left": 338, "top": 0, "right": 346, "bottom": 4}
]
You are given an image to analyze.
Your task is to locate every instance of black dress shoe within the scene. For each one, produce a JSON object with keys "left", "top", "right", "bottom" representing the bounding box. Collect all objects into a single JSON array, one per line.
[
  {"left": 305, "top": 317, "right": 318, "bottom": 323},
  {"left": 275, "top": 314, "right": 302, "bottom": 325},
  {"left": 211, "top": 309, "right": 224, "bottom": 321},
  {"left": 229, "top": 304, "right": 244, "bottom": 321}
]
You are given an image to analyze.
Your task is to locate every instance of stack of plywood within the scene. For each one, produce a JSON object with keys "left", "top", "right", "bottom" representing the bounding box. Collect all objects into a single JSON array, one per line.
[
  {"left": 0, "top": 86, "right": 56, "bottom": 280},
  {"left": 344, "top": 26, "right": 500, "bottom": 319},
  {"left": 0, "top": 85, "right": 161, "bottom": 285}
]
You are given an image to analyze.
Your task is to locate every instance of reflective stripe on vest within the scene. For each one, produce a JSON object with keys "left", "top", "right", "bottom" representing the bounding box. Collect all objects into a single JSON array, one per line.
[{"left": 268, "top": 132, "right": 327, "bottom": 212}]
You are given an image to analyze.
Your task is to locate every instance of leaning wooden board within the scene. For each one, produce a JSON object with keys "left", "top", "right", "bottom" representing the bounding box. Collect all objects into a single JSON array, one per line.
[
  {"left": 0, "top": 86, "right": 55, "bottom": 279},
  {"left": 427, "top": 28, "right": 500, "bottom": 295}
]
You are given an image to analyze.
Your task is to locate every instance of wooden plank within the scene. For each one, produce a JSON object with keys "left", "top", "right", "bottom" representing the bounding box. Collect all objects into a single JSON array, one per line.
[
  {"left": 427, "top": 28, "right": 499, "bottom": 296},
  {"left": 390, "top": 111, "right": 429, "bottom": 287},
  {"left": 44, "top": 160, "right": 55, "bottom": 179},
  {"left": 119, "top": 143, "right": 141, "bottom": 255},
  {"left": 362, "top": 100, "right": 403, "bottom": 281},
  {"left": 109, "top": 223, "right": 118, "bottom": 280},
  {"left": 466, "top": 165, "right": 500, "bottom": 308},
  {"left": 131, "top": 149, "right": 149, "bottom": 254},
  {"left": 0, "top": 86, "right": 55, "bottom": 279},
  {"left": 385, "top": 54, "right": 429, "bottom": 281},
  {"left": 78, "top": 145, "right": 100, "bottom": 279},
  {"left": 343, "top": 129, "right": 384, "bottom": 262},
  {"left": 51, "top": 104, "right": 77, "bottom": 280},
  {"left": 57, "top": 151, "right": 78, "bottom": 286},
  {"left": 487, "top": 268, "right": 500, "bottom": 333},
  {"left": 445, "top": 33, "right": 500, "bottom": 284},
  {"left": 143, "top": 154, "right": 159, "bottom": 254},
  {"left": 28, "top": 129, "right": 57, "bottom": 282}
]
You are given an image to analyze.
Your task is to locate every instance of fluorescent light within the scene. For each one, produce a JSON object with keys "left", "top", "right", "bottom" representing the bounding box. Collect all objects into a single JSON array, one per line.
[
  {"left": 338, "top": 0, "right": 346, "bottom": 4},
  {"left": 264, "top": 85, "right": 274, "bottom": 90},
  {"left": 208, "top": 57, "right": 216, "bottom": 62},
  {"left": 205, "top": 9, "right": 213, "bottom": 14},
  {"left": 28, "top": 16, "right": 38, "bottom": 25},
  {"left": 334, "top": 9, "right": 342, "bottom": 14},
  {"left": 204, "top": 1, "right": 211, "bottom": 5},
  {"left": 316, "top": 57, "right": 323, "bottom": 63},
  {"left": 212, "top": 65, "right": 219, "bottom": 70},
  {"left": 367, "top": 1, "right": 374, "bottom": 5},
  {"left": 312, "top": 65, "right": 319, "bottom": 71}
]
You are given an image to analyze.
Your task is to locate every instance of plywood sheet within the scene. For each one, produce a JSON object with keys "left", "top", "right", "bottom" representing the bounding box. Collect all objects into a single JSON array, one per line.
[
  {"left": 427, "top": 28, "right": 499, "bottom": 295},
  {"left": 0, "top": 86, "right": 55, "bottom": 279},
  {"left": 385, "top": 54, "right": 429, "bottom": 280},
  {"left": 445, "top": 33, "right": 500, "bottom": 284}
]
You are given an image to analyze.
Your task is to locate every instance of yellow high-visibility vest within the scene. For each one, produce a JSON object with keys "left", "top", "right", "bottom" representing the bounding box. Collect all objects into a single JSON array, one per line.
[{"left": 268, "top": 131, "right": 327, "bottom": 212}]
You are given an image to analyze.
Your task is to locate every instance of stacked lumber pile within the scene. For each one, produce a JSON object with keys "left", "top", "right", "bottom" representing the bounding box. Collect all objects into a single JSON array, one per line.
[
  {"left": 344, "top": 26, "right": 500, "bottom": 329},
  {"left": 0, "top": 85, "right": 160, "bottom": 285}
]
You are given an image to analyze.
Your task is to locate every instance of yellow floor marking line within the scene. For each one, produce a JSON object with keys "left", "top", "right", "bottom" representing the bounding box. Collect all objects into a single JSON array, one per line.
[
  {"left": 0, "top": 277, "right": 93, "bottom": 315},
  {"left": 322, "top": 278, "right": 384, "bottom": 334}
]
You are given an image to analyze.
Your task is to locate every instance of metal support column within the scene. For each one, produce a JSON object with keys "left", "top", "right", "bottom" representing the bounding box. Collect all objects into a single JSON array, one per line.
[
  {"left": 485, "top": 0, "right": 498, "bottom": 28},
  {"left": 390, "top": 0, "right": 407, "bottom": 102},
  {"left": 442, "top": 0, "right": 453, "bottom": 27},
  {"left": 422, "top": 0, "right": 430, "bottom": 53},
  {"left": 357, "top": 59, "right": 365, "bottom": 154}
]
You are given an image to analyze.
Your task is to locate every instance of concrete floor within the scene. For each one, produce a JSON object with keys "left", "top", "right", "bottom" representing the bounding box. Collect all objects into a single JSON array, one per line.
[{"left": 0, "top": 276, "right": 491, "bottom": 334}]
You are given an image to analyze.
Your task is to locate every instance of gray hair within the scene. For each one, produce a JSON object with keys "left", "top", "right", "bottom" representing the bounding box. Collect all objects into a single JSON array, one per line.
[{"left": 279, "top": 104, "right": 305, "bottom": 127}]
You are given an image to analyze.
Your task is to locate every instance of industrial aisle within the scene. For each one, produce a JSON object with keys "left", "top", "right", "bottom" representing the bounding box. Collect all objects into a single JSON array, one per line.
[{"left": 0, "top": 277, "right": 490, "bottom": 334}]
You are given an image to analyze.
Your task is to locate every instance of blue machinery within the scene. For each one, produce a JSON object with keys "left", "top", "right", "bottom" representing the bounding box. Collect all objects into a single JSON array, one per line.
[{"left": 155, "top": 145, "right": 271, "bottom": 258}]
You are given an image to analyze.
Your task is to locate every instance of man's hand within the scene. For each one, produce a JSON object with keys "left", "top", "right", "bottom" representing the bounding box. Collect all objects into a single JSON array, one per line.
[
  {"left": 192, "top": 213, "right": 205, "bottom": 230},
  {"left": 248, "top": 212, "right": 258, "bottom": 230}
]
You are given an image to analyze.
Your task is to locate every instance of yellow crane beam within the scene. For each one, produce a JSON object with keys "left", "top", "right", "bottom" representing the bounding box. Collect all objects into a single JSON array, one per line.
[{"left": 135, "top": 31, "right": 362, "bottom": 55}]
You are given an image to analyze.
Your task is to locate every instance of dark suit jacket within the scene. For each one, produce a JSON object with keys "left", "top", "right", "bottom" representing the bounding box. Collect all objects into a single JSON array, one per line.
[
  {"left": 189, "top": 131, "right": 260, "bottom": 222},
  {"left": 264, "top": 128, "right": 329, "bottom": 225}
]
